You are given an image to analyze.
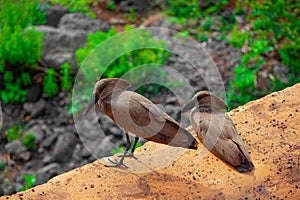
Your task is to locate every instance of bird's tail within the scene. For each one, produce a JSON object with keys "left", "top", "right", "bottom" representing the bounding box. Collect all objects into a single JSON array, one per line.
[
  {"left": 236, "top": 159, "right": 254, "bottom": 172},
  {"left": 170, "top": 127, "right": 198, "bottom": 150}
]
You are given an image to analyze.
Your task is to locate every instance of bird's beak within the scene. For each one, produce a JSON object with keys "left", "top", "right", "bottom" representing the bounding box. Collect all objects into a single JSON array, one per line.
[
  {"left": 84, "top": 94, "right": 98, "bottom": 116},
  {"left": 177, "top": 99, "right": 196, "bottom": 116}
]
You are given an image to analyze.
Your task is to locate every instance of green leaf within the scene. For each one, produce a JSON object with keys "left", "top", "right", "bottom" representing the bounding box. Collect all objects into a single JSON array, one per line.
[
  {"left": 20, "top": 174, "right": 36, "bottom": 191},
  {"left": 21, "top": 72, "right": 31, "bottom": 86},
  {"left": 3, "top": 71, "right": 13, "bottom": 83},
  {"left": 44, "top": 69, "right": 59, "bottom": 97}
]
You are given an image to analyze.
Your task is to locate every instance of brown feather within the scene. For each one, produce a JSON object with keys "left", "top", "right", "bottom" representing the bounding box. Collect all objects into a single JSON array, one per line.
[
  {"left": 92, "top": 78, "right": 198, "bottom": 150},
  {"left": 188, "top": 91, "right": 254, "bottom": 172}
]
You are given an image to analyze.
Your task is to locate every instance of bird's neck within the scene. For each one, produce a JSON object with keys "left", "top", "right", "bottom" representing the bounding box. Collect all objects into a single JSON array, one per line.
[{"left": 99, "top": 90, "right": 124, "bottom": 120}]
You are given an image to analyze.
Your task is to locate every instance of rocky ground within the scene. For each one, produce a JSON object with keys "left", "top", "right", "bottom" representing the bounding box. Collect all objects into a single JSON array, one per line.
[
  {"left": 1, "top": 83, "right": 299, "bottom": 199},
  {"left": 0, "top": 1, "right": 283, "bottom": 196}
]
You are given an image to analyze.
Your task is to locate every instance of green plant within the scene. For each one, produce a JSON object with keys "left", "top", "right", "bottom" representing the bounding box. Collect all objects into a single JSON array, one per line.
[
  {"left": 0, "top": 159, "right": 6, "bottom": 171},
  {"left": 20, "top": 174, "right": 36, "bottom": 191},
  {"left": 60, "top": 63, "right": 73, "bottom": 91},
  {"left": 23, "top": 133, "right": 37, "bottom": 150},
  {"left": 227, "top": 24, "right": 248, "bottom": 48},
  {"left": 43, "top": 69, "right": 59, "bottom": 97},
  {"left": 124, "top": 7, "right": 138, "bottom": 22},
  {"left": 165, "top": 0, "right": 229, "bottom": 30},
  {"left": 76, "top": 26, "right": 170, "bottom": 90},
  {"left": 165, "top": 0, "right": 201, "bottom": 26},
  {"left": 68, "top": 94, "right": 86, "bottom": 115},
  {"left": 226, "top": 0, "right": 300, "bottom": 109},
  {"left": 6, "top": 125, "right": 23, "bottom": 142},
  {"left": 6, "top": 125, "right": 37, "bottom": 150},
  {"left": 110, "top": 142, "right": 142, "bottom": 156},
  {"left": 0, "top": 0, "right": 44, "bottom": 65},
  {"left": 0, "top": 71, "right": 30, "bottom": 103},
  {"left": 50, "top": 0, "right": 95, "bottom": 18},
  {"left": 0, "top": 0, "right": 45, "bottom": 103},
  {"left": 279, "top": 43, "right": 300, "bottom": 84},
  {"left": 106, "top": 1, "right": 116, "bottom": 11}
]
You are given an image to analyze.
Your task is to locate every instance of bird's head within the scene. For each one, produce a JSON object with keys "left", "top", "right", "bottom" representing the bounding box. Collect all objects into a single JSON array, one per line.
[
  {"left": 85, "top": 78, "right": 131, "bottom": 115},
  {"left": 178, "top": 91, "right": 228, "bottom": 115}
]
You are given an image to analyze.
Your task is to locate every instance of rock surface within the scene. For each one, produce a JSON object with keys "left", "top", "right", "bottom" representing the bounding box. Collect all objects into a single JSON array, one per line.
[
  {"left": 1, "top": 83, "right": 299, "bottom": 199},
  {"left": 36, "top": 13, "right": 110, "bottom": 70},
  {"left": 119, "top": 0, "right": 150, "bottom": 13},
  {"left": 45, "top": 5, "right": 69, "bottom": 27}
]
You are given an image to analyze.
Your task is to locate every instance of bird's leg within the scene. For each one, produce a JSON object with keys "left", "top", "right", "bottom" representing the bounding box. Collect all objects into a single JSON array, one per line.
[
  {"left": 129, "top": 136, "right": 139, "bottom": 156},
  {"left": 106, "top": 132, "right": 132, "bottom": 167},
  {"left": 118, "top": 136, "right": 139, "bottom": 158}
]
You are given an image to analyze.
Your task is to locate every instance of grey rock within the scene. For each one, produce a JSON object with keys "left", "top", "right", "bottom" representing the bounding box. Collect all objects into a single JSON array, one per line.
[
  {"left": 41, "top": 132, "right": 58, "bottom": 148},
  {"left": 23, "top": 99, "right": 47, "bottom": 118},
  {"left": 5, "top": 140, "right": 27, "bottom": 156},
  {"left": 58, "top": 13, "right": 110, "bottom": 33},
  {"left": 24, "top": 125, "right": 45, "bottom": 144},
  {"left": 14, "top": 183, "right": 23, "bottom": 193},
  {"left": 53, "top": 127, "right": 66, "bottom": 133},
  {"left": 72, "top": 144, "right": 82, "bottom": 161},
  {"left": 165, "top": 96, "right": 178, "bottom": 105},
  {"left": 53, "top": 132, "right": 78, "bottom": 162},
  {"left": 38, "top": 147, "right": 44, "bottom": 154},
  {"left": 109, "top": 126, "right": 122, "bottom": 137},
  {"left": 165, "top": 104, "right": 179, "bottom": 117},
  {"left": 36, "top": 25, "right": 86, "bottom": 70},
  {"left": 0, "top": 157, "right": 6, "bottom": 171},
  {"left": 58, "top": 109, "right": 72, "bottom": 124},
  {"left": 23, "top": 159, "right": 40, "bottom": 170},
  {"left": 26, "top": 84, "right": 42, "bottom": 102},
  {"left": 46, "top": 5, "right": 69, "bottom": 27},
  {"left": 80, "top": 145, "right": 91, "bottom": 158},
  {"left": 13, "top": 176, "right": 24, "bottom": 184},
  {"left": 120, "top": 0, "right": 150, "bottom": 13},
  {"left": 2, "top": 178, "right": 15, "bottom": 195},
  {"left": 37, "top": 12, "right": 111, "bottom": 70},
  {"left": 91, "top": 135, "right": 114, "bottom": 159},
  {"left": 66, "top": 125, "right": 77, "bottom": 134},
  {"left": 0, "top": 102, "right": 2, "bottom": 132},
  {"left": 273, "top": 63, "right": 290, "bottom": 84},
  {"left": 36, "top": 163, "right": 60, "bottom": 185},
  {"left": 17, "top": 151, "right": 31, "bottom": 161},
  {"left": 42, "top": 155, "right": 53, "bottom": 165}
]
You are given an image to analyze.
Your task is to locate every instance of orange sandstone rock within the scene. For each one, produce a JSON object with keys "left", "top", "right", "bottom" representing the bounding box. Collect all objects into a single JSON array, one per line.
[{"left": 1, "top": 84, "right": 299, "bottom": 199}]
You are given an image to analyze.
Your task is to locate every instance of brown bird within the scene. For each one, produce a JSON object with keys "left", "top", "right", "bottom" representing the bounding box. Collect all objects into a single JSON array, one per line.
[
  {"left": 179, "top": 91, "right": 254, "bottom": 172},
  {"left": 86, "top": 78, "right": 198, "bottom": 167}
]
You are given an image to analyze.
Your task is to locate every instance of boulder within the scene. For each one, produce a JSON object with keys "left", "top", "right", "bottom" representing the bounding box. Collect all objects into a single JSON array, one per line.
[
  {"left": 58, "top": 13, "right": 110, "bottom": 33},
  {"left": 119, "top": 0, "right": 150, "bottom": 13},
  {"left": 36, "top": 13, "right": 110, "bottom": 70},
  {"left": 2, "top": 83, "right": 299, "bottom": 199},
  {"left": 36, "top": 25, "right": 86, "bottom": 70},
  {"left": 23, "top": 99, "right": 47, "bottom": 118},
  {"left": 45, "top": 5, "right": 69, "bottom": 27},
  {"left": 52, "top": 132, "right": 78, "bottom": 162}
]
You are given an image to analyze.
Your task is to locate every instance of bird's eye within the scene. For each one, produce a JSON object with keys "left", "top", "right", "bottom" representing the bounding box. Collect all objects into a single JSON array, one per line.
[{"left": 99, "top": 84, "right": 106, "bottom": 92}]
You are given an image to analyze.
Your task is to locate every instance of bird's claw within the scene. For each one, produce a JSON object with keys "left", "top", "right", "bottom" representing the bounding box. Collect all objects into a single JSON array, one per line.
[
  {"left": 117, "top": 151, "right": 137, "bottom": 159},
  {"left": 104, "top": 158, "right": 128, "bottom": 168}
]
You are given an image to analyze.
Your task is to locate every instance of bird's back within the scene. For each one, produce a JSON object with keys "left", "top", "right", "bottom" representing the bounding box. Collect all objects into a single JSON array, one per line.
[
  {"left": 190, "top": 110, "right": 253, "bottom": 171},
  {"left": 112, "top": 91, "right": 198, "bottom": 149}
]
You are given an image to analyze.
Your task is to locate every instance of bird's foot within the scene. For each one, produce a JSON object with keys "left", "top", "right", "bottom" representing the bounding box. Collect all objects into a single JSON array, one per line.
[
  {"left": 117, "top": 151, "right": 137, "bottom": 159},
  {"left": 104, "top": 158, "right": 128, "bottom": 168}
]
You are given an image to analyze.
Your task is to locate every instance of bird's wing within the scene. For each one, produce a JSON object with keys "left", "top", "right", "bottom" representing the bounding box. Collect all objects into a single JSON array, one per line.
[
  {"left": 128, "top": 95, "right": 197, "bottom": 148},
  {"left": 222, "top": 115, "right": 252, "bottom": 160},
  {"left": 196, "top": 114, "right": 245, "bottom": 165}
]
